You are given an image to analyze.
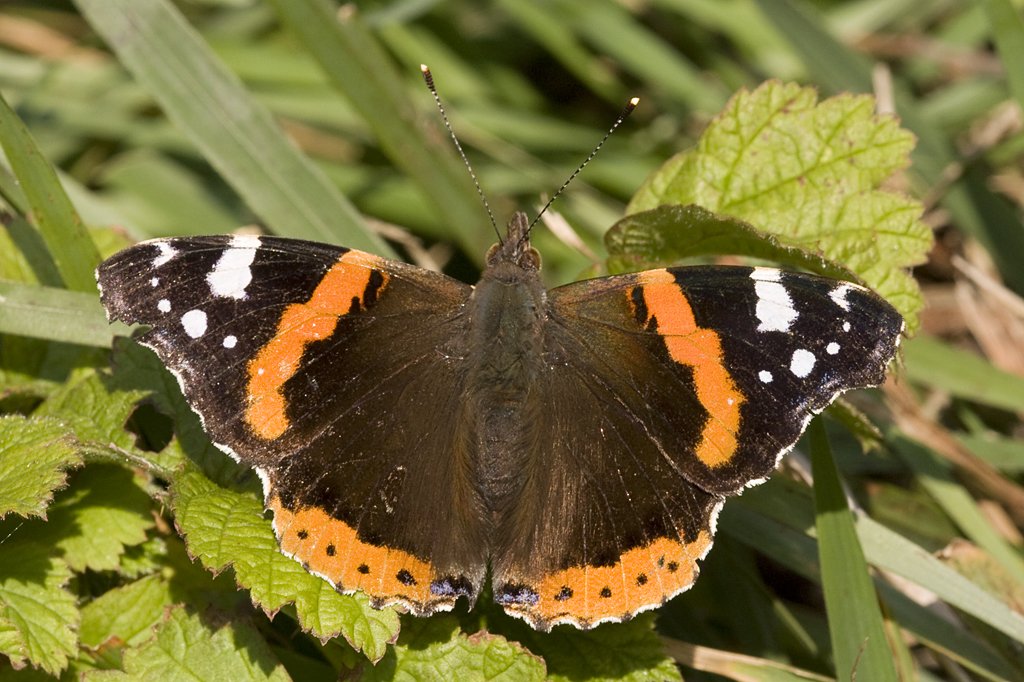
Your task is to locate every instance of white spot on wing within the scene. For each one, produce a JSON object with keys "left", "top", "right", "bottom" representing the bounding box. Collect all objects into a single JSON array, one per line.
[
  {"left": 181, "top": 309, "right": 207, "bottom": 338},
  {"left": 830, "top": 283, "right": 852, "bottom": 311},
  {"left": 842, "top": 321, "right": 851, "bottom": 332},
  {"left": 223, "top": 335, "right": 237, "bottom": 349},
  {"left": 157, "top": 299, "right": 171, "bottom": 313},
  {"left": 753, "top": 280, "right": 798, "bottom": 332},
  {"left": 826, "top": 342, "right": 840, "bottom": 355},
  {"left": 154, "top": 242, "right": 177, "bottom": 267},
  {"left": 790, "top": 349, "right": 816, "bottom": 378},
  {"left": 750, "top": 267, "right": 782, "bottom": 282},
  {"left": 150, "top": 277, "right": 160, "bottom": 287},
  {"left": 759, "top": 370, "right": 773, "bottom": 383},
  {"left": 207, "top": 236, "right": 260, "bottom": 299}
]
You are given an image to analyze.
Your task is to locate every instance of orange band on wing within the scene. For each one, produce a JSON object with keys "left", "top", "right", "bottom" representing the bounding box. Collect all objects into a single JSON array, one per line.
[
  {"left": 245, "top": 250, "right": 388, "bottom": 440},
  {"left": 634, "top": 270, "right": 744, "bottom": 468},
  {"left": 506, "top": 531, "right": 712, "bottom": 629},
  {"left": 268, "top": 495, "right": 437, "bottom": 608}
]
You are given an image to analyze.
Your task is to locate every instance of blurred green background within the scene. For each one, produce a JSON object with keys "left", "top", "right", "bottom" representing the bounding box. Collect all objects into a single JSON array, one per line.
[{"left": 2, "top": 1, "right": 1024, "bottom": 680}]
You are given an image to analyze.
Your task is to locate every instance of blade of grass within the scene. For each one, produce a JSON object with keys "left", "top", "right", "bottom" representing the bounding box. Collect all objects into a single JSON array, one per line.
[
  {"left": 0, "top": 159, "right": 28, "bottom": 214},
  {"left": 4, "top": 214, "right": 64, "bottom": 287},
  {"left": 809, "top": 419, "right": 899, "bottom": 681},
  {"left": 957, "top": 432, "right": 1024, "bottom": 474},
  {"left": 0, "top": 93, "right": 99, "bottom": 293},
  {"left": 858, "top": 514, "right": 1024, "bottom": 644},
  {"left": 876, "top": 579, "right": 1017, "bottom": 682},
  {"left": 774, "top": 462, "right": 1024, "bottom": 646},
  {"left": 892, "top": 436, "right": 1024, "bottom": 586},
  {"left": 980, "top": 0, "right": 1024, "bottom": 110},
  {"left": 73, "top": 0, "right": 393, "bottom": 256},
  {"left": 494, "top": 0, "right": 621, "bottom": 102},
  {"left": 558, "top": 0, "right": 729, "bottom": 112},
  {"left": 0, "top": 282, "right": 129, "bottom": 348},
  {"left": 902, "top": 335, "right": 1024, "bottom": 413},
  {"left": 267, "top": 0, "right": 492, "bottom": 256},
  {"left": 725, "top": 500, "right": 1020, "bottom": 679}
]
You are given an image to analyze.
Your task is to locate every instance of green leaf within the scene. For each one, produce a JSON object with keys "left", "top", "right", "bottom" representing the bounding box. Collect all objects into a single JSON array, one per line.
[
  {"left": 35, "top": 368, "right": 148, "bottom": 452},
  {"left": 32, "top": 465, "right": 154, "bottom": 573},
  {"left": 79, "top": 574, "right": 175, "bottom": 650},
  {"left": 86, "top": 606, "right": 289, "bottom": 681},
  {"left": 809, "top": 420, "right": 899, "bottom": 680},
  {"left": 364, "top": 616, "right": 545, "bottom": 682},
  {"left": 627, "top": 81, "right": 931, "bottom": 332},
  {"left": 752, "top": 0, "right": 1024, "bottom": 295},
  {"left": 0, "top": 415, "right": 82, "bottom": 519},
  {"left": 517, "top": 613, "right": 680, "bottom": 682},
  {"left": 0, "top": 93, "right": 100, "bottom": 293},
  {"left": 106, "top": 339, "right": 203, "bottom": 476},
  {"left": 170, "top": 465, "right": 400, "bottom": 662},
  {"left": 72, "top": 0, "right": 392, "bottom": 256},
  {"left": 605, "top": 204, "right": 861, "bottom": 282},
  {"left": 0, "top": 537, "right": 78, "bottom": 675}
]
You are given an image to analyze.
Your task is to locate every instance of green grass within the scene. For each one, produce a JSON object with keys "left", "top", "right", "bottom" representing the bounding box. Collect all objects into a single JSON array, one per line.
[{"left": 2, "top": 1, "right": 1024, "bottom": 679}]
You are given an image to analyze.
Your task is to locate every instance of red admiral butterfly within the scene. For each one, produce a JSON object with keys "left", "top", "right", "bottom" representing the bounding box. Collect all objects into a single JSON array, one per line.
[{"left": 97, "top": 208, "right": 902, "bottom": 630}]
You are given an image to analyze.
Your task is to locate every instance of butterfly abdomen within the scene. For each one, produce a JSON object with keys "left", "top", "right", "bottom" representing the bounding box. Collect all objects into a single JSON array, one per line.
[{"left": 463, "top": 257, "right": 549, "bottom": 514}]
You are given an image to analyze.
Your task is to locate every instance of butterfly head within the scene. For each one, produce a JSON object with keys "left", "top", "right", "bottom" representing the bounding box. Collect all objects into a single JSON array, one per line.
[{"left": 485, "top": 211, "right": 541, "bottom": 274}]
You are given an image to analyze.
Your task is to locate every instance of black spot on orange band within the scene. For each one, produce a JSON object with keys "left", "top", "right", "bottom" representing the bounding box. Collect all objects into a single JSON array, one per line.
[
  {"left": 268, "top": 494, "right": 440, "bottom": 609},
  {"left": 502, "top": 532, "right": 712, "bottom": 629}
]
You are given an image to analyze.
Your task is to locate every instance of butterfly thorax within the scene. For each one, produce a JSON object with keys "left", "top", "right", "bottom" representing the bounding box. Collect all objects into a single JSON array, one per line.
[{"left": 466, "top": 213, "right": 548, "bottom": 509}]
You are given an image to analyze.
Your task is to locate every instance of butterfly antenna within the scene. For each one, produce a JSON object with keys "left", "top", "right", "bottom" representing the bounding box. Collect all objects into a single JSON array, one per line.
[
  {"left": 524, "top": 97, "right": 640, "bottom": 246},
  {"left": 421, "top": 64, "right": 501, "bottom": 244}
]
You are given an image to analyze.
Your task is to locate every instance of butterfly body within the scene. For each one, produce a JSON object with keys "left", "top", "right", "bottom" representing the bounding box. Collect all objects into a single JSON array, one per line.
[{"left": 97, "top": 211, "right": 903, "bottom": 630}]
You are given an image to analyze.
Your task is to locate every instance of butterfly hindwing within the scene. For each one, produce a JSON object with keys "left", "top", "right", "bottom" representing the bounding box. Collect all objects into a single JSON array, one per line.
[
  {"left": 98, "top": 236, "right": 490, "bottom": 614},
  {"left": 490, "top": 265, "right": 902, "bottom": 629}
]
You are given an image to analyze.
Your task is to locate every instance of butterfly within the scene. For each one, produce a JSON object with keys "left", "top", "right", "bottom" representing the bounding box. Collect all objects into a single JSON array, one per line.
[{"left": 96, "top": 207, "right": 902, "bottom": 631}]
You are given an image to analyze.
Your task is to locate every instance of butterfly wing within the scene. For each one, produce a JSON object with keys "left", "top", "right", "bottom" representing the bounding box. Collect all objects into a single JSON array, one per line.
[
  {"left": 98, "top": 236, "right": 488, "bottom": 614},
  {"left": 492, "top": 265, "right": 902, "bottom": 630}
]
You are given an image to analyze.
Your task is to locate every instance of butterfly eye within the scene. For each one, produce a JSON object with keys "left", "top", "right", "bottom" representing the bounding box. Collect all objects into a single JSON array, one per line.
[{"left": 523, "top": 247, "right": 541, "bottom": 271}]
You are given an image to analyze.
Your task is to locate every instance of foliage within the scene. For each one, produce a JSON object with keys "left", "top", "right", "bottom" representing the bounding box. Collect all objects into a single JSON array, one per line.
[{"left": 1, "top": 1, "right": 1023, "bottom": 679}]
